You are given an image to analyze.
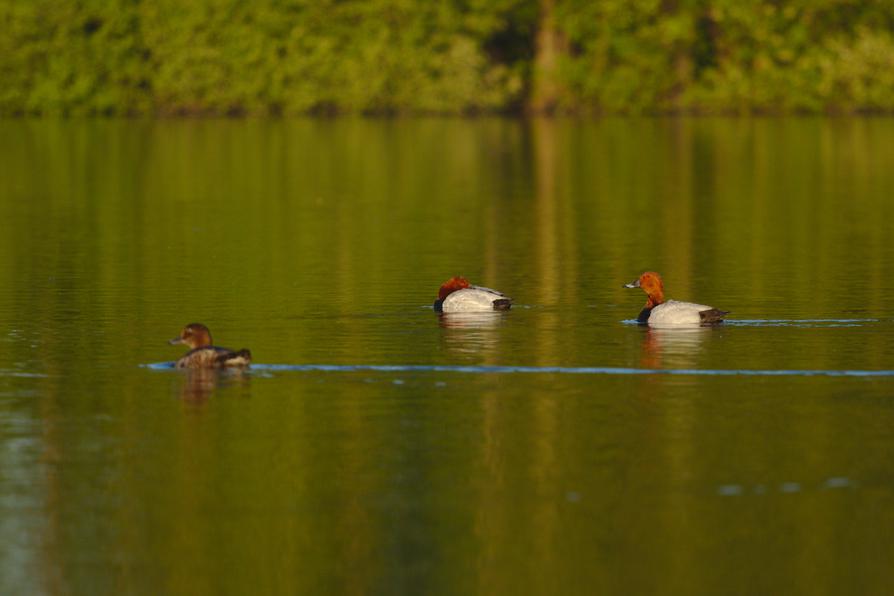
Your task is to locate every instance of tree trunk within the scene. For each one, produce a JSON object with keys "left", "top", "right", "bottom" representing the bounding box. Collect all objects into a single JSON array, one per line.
[{"left": 529, "top": 0, "right": 566, "bottom": 114}]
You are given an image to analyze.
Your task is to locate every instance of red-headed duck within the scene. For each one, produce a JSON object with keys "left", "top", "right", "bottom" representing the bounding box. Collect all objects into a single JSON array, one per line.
[
  {"left": 434, "top": 276, "right": 512, "bottom": 313},
  {"left": 168, "top": 323, "right": 251, "bottom": 369},
  {"left": 624, "top": 272, "right": 729, "bottom": 327}
]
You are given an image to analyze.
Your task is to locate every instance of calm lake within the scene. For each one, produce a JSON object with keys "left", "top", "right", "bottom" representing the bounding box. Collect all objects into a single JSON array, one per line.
[{"left": 1, "top": 118, "right": 893, "bottom": 594}]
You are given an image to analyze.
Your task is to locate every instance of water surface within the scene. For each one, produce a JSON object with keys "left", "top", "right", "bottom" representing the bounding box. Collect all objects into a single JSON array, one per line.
[{"left": 1, "top": 118, "right": 894, "bottom": 594}]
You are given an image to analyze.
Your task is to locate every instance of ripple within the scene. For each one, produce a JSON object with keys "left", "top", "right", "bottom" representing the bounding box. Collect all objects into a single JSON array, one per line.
[
  {"left": 717, "top": 477, "right": 857, "bottom": 496},
  {"left": 0, "top": 369, "right": 48, "bottom": 379},
  {"left": 822, "top": 477, "right": 855, "bottom": 489},
  {"left": 717, "top": 484, "right": 744, "bottom": 496},
  {"left": 780, "top": 482, "right": 802, "bottom": 493},
  {"left": 143, "top": 362, "right": 894, "bottom": 377},
  {"left": 623, "top": 318, "right": 885, "bottom": 328},
  {"left": 726, "top": 318, "right": 883, "bottom": 328}
]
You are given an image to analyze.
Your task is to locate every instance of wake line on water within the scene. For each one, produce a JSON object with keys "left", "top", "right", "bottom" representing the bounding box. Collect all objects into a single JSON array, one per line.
[
  {"left": 0, "top": 369, "right": 49, "bottom": 378},
  {"left": 144, "top": 362, "right": 894, "bottom": 377},
  {"left": 623, "top": 318, "right": 886, "bottom": 328},
  {"left": 725, "top": 318, "right": 883, "bottom": 328}
]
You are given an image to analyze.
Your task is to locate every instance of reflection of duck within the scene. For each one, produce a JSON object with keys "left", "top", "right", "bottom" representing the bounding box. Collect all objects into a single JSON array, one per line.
[
  {"left": 438, "top": 312, "right": 505, "bottom": 355},
  {"left": 180, "top": 368, "right": 217, "bottom": 401},
  {"left": 624, "top": 272, "right": 728, "bottom": 327},
  {"left": 640, "top": 327, "right": 709, "bottom": 369},
  {"left": 179, "top": 368, "right": 249, "bottom": 401},
  {"left": 433, "top": 276, "right": 512, "bottom": 313},
  {"left": 438, "top": 312, "right": 506, "bottom": 329},
  {"left": 169, "top": 323, "right": 251, "bottom": 369}
]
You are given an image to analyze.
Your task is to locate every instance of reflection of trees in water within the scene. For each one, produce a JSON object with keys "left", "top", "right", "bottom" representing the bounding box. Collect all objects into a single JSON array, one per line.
[
  {"left": 6, "top": 119, "right": 894, "bottom": 372},
  {"left": 6, "top": 117, "right": 894, "bottom": 596}
]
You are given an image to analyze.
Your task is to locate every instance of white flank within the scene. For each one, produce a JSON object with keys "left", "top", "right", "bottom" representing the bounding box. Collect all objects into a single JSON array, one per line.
[
  {"left": 648, "top": 300, "right": 716, "bottom": 327},
  {"left": 441, "top": 287, "right": 508, "bottom": 313}
]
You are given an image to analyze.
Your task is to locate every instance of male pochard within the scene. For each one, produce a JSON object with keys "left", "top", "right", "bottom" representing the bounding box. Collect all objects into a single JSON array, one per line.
[
  {"left": 624, "top": 272, "right": 729, "bottom": 327},
  {"left": 169, "top": 323, "right": 252, "bottom": 368},
  {"left": 434, "top": 276, "right": 512, "bottom": 313}
]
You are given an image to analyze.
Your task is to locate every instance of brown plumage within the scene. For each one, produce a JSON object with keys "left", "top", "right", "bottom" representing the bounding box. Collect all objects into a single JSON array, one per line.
[{"left": 168, "top": 323, "right": 251, "bottom": 369}]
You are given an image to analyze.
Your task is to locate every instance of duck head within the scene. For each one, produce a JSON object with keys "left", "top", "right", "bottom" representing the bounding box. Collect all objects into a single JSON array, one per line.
[
  {"left": 169, "top": 323, "right": 213, "bottom": 349},
  {"left": 434, "top": 276, "right": 471, "bottom": 312},
  {"left": 624, "top": 271, "right": 665, "bottom": 308},
  {"left": 438, "top": 276, "right": 471, "bottom": 301}
]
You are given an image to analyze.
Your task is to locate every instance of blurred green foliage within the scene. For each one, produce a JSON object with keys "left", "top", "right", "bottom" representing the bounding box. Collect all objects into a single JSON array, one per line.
[{"left": 1, "top": 0, "right": 893, "bottom": 115}]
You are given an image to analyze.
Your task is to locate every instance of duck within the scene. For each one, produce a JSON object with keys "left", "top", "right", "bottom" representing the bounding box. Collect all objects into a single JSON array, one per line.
[
  {"left": 624, "top": 271, "right": 729, "bottom": 327},
  {"left": 433, "top": 276, "right": 512, "bottom": 313},
  {"left": 168, "top": 323, "right": 252, "bottom": 369}
]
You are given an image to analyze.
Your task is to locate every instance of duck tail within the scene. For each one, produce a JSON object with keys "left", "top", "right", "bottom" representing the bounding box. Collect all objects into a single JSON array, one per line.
[
  {"left": 492, "top": 298, "right": 512, "bottom": 311},
  {"left": 699, "top": 309, "right": 730, "bottom": 325},
  {"left": 216, "top": 348, "right": 252, "bottom": 367}
]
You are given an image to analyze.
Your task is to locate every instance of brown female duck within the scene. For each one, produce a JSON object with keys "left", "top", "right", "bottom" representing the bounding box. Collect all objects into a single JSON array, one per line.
[{"left": 168, "top": 323, "right": 251, "bottom": 369}]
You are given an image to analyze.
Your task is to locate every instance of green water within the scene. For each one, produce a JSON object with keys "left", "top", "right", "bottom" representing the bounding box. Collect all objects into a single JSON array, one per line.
[{"left": 1, "top": 118, "right": 894, "bottom": 595}]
